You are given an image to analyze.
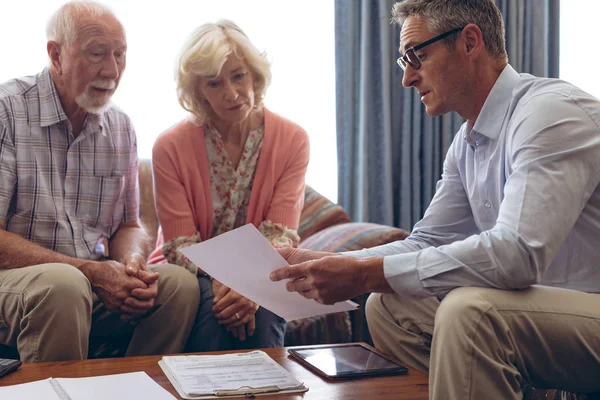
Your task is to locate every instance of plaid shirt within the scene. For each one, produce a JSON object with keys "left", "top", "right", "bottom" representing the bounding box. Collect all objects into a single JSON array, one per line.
[{"left": 0, "top": 68, "right": 139, "bottom": 260}]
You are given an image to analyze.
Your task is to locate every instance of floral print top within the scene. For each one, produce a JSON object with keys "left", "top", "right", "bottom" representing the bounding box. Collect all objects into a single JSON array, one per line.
[{"left": 161, "top": 123, "right": 301, "bottom": 274}]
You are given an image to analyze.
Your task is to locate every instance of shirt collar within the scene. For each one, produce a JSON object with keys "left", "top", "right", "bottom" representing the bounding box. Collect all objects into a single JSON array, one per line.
[
  {"left": 38, "top": 67, "right": 69, "bottom": 128},
  {"left": 37, "top": 67, "right": 109, "bottom": 136},
  {"left": 471, "top": 64, "right": 520, "bottom": 141}
]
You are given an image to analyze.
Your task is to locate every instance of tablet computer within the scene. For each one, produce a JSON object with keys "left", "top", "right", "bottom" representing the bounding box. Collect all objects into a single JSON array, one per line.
[{"left": 288, "top": 343, "right": 408, "bottom": 379}]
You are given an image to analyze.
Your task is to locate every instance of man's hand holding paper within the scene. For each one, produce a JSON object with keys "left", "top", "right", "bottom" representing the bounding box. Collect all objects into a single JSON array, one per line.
[
  {"left": 270, "top": 249, "right": 382, "bottom": 305},
  {"left": 179, "top": 224, "right": 357, "bottom": 321}
]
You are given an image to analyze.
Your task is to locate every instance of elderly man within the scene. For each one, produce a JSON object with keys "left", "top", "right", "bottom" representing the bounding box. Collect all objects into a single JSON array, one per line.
[
  {"left": 0, "top": 1, "right": 199, "bottom": 362},
  {"left": 270, "top": 0, "right": 600, "bottom": 398}
]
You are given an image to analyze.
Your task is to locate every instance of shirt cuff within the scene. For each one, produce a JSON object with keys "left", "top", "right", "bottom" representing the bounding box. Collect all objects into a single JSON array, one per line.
[
  {"left": 163, "top": 233, "right": 202, "bottom": 275},
  {"left": 383, "top": 252, "right": 427, "bottom": 298},
  {"left": 340, "top": 248, "right": 376, "bottom": 258},
  {"left": 258, "top": 220, "right": 300, "bottom": 248}
]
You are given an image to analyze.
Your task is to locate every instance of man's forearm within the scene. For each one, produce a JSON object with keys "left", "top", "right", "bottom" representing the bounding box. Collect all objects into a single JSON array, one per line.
[
  {"left": 357, "top": 256, "right": 396, "bottom": 293},
  {"left": 0, "top": 229, "right": 89, "bottom": 270},
  {"left": 109, "top": 222, "right": 152, "bottom": 265}
]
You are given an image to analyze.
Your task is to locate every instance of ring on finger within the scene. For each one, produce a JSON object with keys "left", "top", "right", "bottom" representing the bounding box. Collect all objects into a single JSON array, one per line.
[{"left": 235, "top": 312, "right": 240, "bottom": 320}]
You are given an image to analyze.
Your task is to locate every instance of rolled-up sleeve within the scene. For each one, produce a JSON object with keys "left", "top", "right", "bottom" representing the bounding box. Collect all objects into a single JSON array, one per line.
[
  {"left": 122, "top": 118, "right": 140, "bottom": 223},
  {"left": 0, "top": 120, "right": 16, "bottom": 220}
]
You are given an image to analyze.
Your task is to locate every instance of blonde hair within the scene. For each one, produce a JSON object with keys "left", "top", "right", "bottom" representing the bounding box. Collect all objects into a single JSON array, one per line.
[
  {"left": 46, "top": 1, "right": 120, "bottom": 47},
  {"left": 176, "top": 20, "right": 272, "bottom": 125}
]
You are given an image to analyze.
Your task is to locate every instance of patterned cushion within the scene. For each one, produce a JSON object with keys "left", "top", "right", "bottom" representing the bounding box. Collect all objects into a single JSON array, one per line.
[
  {"left": 300, "top": 222, "right": 410, "bottom": 252},
  {"left": 298, "top": 185, "right": 351, "bottom": 242},
  {"left": 284, "top": 312, "right": 352, "bottom": 346},
  {"left": 522, "top": 384, "right": 598, "bottom": 400}
]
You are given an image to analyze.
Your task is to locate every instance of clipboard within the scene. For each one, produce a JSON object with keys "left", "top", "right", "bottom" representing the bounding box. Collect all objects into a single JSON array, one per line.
[{"left": 158, "top": 351, "right": 308, "bottom": 399}]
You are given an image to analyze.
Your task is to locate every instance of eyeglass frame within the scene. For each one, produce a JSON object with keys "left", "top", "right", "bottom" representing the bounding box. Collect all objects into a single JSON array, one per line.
[{"left": 397, "top": 26, "right": 466, "bottom": 71}]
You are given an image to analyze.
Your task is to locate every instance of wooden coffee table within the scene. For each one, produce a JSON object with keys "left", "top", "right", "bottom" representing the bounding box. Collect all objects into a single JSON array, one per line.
[{"left": 0, "top": 343, "right": 428, "bottom": 399}]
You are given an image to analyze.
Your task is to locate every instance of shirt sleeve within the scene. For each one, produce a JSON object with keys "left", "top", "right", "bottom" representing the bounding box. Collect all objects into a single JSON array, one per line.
[
  {"left": 379, "top": 93, "right": 600, "bottom": 299},
  {"left": 258, "top": 220, "right": 300, "bottom": 248},
  {"left": 0, "top": 119, "right": 16, "bottom": 221},
  {"left": 122, "top": 117, "right": 139, "bottom": 223},
  {"left": 161, "top": 232, "right": 202, "bottom": 275},
  {"left": 264, "top": 127, "right": 310, "bottom": 229},
  {"left": 343, "top": 126, "right": 479, "bottom": 258}
]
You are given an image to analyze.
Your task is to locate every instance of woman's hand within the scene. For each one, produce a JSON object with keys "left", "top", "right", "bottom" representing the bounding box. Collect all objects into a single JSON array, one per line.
[
  {"left": 229, "top": 314, "right": 256, "bottom": 342},
  {"left": 212, "top": 279, "right": 230, "bottom": 303},
  {"left": 212, "top": 279, "right": 259, "bottom": 330}
]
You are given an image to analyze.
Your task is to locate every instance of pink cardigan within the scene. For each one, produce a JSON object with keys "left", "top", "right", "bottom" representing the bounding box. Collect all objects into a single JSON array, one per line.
[{"left": 148, "top": 108, "right": 310, "bottom": 264}]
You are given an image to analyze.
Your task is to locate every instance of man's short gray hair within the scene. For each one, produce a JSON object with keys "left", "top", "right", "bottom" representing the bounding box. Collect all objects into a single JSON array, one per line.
[
  {"left": 46, "top": 1, "right": 118, "bottom": 46},
  {"left": 392, "top": 0, "right": 507, "bottom": 60}
]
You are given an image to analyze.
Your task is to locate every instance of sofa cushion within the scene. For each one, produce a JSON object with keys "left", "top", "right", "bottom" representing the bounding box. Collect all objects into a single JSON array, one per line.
[
  {"left": 298, "top": 186, "right": 351, "bottom": 242},
  {"left": 522, "top": 384, "right": 598, "bottom": 400},
  {"left": 300, "top": 222, "right": 410, "bottom": 253},
  {"left": 284, "top": 311, "right": 352, "bottom": 346},
  {"left": 138, "top": 158, "right": 158, "bottom": 245}
]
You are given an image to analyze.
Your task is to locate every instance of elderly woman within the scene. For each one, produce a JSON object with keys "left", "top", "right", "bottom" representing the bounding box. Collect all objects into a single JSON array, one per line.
[{"left": 148, "top": 20, "right": 309, "bottom": 351}]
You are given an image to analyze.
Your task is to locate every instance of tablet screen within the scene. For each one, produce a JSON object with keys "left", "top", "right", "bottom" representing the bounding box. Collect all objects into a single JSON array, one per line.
[{"left": 289, "top": 344, "right": 408, "bottom": 379}]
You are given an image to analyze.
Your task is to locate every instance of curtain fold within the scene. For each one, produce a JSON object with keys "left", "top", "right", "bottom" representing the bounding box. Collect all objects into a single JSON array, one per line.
[{"left": 335, "top": 0, "right": 559, "bottom": 229}]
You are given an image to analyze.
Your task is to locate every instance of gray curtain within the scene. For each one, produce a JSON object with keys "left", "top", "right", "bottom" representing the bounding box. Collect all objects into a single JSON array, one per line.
[{"left": 335, "top": 0, "right": 560, "bottom": 229}]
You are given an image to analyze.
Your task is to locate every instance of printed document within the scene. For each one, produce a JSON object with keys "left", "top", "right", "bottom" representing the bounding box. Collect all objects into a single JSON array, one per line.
[
  {"left": 179, "top": 224, "right": 358, "bottom": 321},
  {"left": 159, "top": 350, "right": 307, "bottom": 399}
]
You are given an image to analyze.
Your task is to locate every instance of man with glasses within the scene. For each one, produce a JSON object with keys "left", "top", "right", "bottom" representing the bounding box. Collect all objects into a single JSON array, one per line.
[
  {"left": 396, "top": 26, "right": 464, "bottom": 71},
  {"left": 270, "top": 0, "right": 600, "bottom": 398}
]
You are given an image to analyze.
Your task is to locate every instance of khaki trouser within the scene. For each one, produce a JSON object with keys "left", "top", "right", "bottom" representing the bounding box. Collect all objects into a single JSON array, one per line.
[
  {"left": 366, "top": 286, "right": 600, "bottom": 400},
  {"left": 0, "top": 263, "right": 199, "bottom": 362}
]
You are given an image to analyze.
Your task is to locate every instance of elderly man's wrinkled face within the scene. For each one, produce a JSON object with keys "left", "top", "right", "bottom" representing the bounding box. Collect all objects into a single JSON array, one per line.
[
  {"left": 199, "top": 56, "right": 256, "bottom": 125},
  {"left": 58, "top": 14, "right": 127, "bottom": 113}
]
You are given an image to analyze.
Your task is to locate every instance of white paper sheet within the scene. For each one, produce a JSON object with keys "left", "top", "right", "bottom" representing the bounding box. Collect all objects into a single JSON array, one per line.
[
  {"left": 0, "top": 372, "right": 175, "bottom": 400},
  {"left": 179, "top": 224, "right": 357, "bottom": 321},
  {"left": 0, "top": 379, "right": 62, "bottom": 400},
  {"left": 56, "top": 371, "right": 175, "bottom": 400}
]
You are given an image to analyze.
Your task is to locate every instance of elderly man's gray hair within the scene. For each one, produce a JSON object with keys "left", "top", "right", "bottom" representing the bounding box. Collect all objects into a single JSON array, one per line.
[{"left": 46, "top": 1, "right": 120, "bottom": 46}]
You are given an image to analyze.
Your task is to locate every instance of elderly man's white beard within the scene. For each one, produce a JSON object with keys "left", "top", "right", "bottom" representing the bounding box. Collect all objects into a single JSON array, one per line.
[{"left": 75, "top": 79, "right": 117, "bottom": 115}]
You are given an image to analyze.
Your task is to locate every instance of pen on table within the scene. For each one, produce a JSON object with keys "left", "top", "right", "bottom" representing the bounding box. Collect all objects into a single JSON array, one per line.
[{"left": 214, "top": 385, "right": 281, "bottom": 397}]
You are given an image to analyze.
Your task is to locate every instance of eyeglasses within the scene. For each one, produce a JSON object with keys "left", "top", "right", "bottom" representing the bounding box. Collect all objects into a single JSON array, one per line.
[{"left": 397, "top": 27, "right": 465, "bottom": 71}]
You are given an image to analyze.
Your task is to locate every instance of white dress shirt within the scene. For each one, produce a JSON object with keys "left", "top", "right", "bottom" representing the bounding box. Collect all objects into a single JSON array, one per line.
[{"left": 347, "top": 65, "right": 600, "bottom": 298}]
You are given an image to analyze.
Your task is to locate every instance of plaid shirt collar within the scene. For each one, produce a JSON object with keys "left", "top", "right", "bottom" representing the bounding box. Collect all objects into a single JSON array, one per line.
[
  {"left": 38, "top": 67, "right": 69, "bottom": 128},
  {"left": 37, "top": 67, "right": 107, "bottom": 134}
]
